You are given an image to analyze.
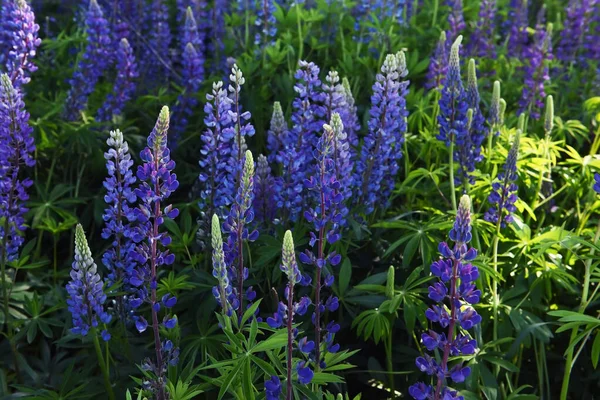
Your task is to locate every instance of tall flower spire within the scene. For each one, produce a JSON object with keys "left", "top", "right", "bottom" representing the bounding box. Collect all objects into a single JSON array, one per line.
[
  {"left": 426, "top": 31, "right": 448, "bottom": 91},
  {"left": 266, "top": 101, "right": 289, "bottom": 165},
  {"left": 467, "top": 0, "right": 497, "bottom": 60},
  {"left": 519, "top": 22, "right": 553, "bottom": 119},
  {"left": 143, "top": 0, "right": 172, "bottom": 83},
  {"left": 409, "top": 195, "right": 481, "bottom": 400},
  {"left": 447, "top": 0, "right": 465, "bottom": 43},
  {"left": 255, "top": 0, "right": 276, "bottom": 48},
  {"left": 211, "top": 214, "right": 237, "bottom": 315}
]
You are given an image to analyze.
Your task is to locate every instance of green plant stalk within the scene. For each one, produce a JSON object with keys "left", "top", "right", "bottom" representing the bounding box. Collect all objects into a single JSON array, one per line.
[
  {"left": 296, "top": 4, "right": 303, "bottom": 63},
  {"left": 385, "top": 332, "right": 395, "bottom": 399},
  {"left": 559, "top": 218, "right": 600, "bottom": 400},
  {"left": 431, "top": 0, "right": 439, "bottom": 27},
  {"left": 449, "top": 141, "right": 457, "bottom": 212},
  {"left": 92, "top": 329, "right": 115, "bottom": 400},
  {"left": 492, "top": 218, "right": 502, "bottom": 346}
]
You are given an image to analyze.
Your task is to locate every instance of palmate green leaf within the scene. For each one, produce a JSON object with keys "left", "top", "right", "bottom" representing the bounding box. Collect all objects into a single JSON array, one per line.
[
  {"left": 217, "top": 356, "right": 246, "bottom": 400},
  {"left": 311, "top": 372, "right": 345, "bottom": 384},
  {"left": 251, "top": 328, "right": 288, "bottom": 353}
]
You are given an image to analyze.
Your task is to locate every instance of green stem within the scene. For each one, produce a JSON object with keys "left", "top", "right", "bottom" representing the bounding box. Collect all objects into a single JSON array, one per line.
[
  {"left": 431, "top": 0, "right": 439, "bottom": 27},
  {"left": 491, "top": 219, "right": 501, "bottom": 342},
  {"left": 559, "top": 218, "right": 600, "bottom": 400},
  {"left": 296, "top": 4, "right": 303, "bottom": 62},
  {"left": 385, "top": 332, "right": 395, "bottom": 399},
  {"left": 449, "top": 141, "right": 457, "bottom": 212},
  {"left": 92, "top": 330, "right": 116, "bottom": 400}
]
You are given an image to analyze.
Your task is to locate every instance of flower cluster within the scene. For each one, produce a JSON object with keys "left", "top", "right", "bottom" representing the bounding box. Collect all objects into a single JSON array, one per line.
[
  {"left": 66, "top": 224, "right": 112, "bottom": 341},
  {"left": 355, "top": 52, "right": 409, "bottom": 215},
  {"left": 266, "top": 231, "right": 313, "bottom": 398},
  {"left": 557, "top": 0, "right": 597, "bottom": 65},
  {"left": 594, "top": 173, "right": 600, "bottom": 194},
  {"left": 223, "top": 151, "right": 259, "bottom": 318},
  {"left": 426, "top": 31, "right": 448, "bottom": 91},
  {"left": 253, "top": 154, "right": 277, "bottom": 224},
  {"left": 211, "top": 214, "right": 238, "bottom": 316},
  {"left": 255, "top": 0, "right": 276, "bottom": 48},
  {"left": 229, "top": 64, "right": 256, "bottom": 173},
  {"left": 466, "top": 0, "right": 496, "bottom": 60},
  {"left": 101, "top": 129, "right": 138, "bottom": 319},
  {"left": 267, "top": 101, "right": 288, "bottom": 165},
  {"left": 447, "top": 0, "right": 465, "bottom": 43},
  {"left": 330, "top": 113, "right": 352, "bottom": 226},
  {"left": 207, "top": 0, "right": 227, "bottom": 73},
  {"left": 1, "top": 0, "right": 41, "bottom": 88},
  {"left": 97, "top": 38, "right": 138, "bottom": 122},
  {"left": 0, "top": 73, "right": 35, "bottom": 263},
  {"left": 484, "top": 130, "right": 521, "bottom": 227},
  {"left": 64, "top": 0, "right": 111, "bottom": 121},
  {"left": 142, "top": 0, "right": 172, "bottom": 82},
  {"left": 409, "top": 195, "right": 481, "bottom": 400},
  {"left": 506, "top": 0, "right": 529, "bottom": 57},
  {"left": 340, "top": 77, "right": 360, "bottom": 150}
]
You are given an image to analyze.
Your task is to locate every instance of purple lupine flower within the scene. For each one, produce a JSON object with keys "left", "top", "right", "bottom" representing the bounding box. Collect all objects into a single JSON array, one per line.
[
  {"left": 410, "top": 195, "right": 480, "bottom": 400},
  {"left": 255, "top": 0, "right": 276, "bottom": 48},
  {"left": 518, "top": 22, "right": 553, "bottom": 120},
  {"left": 211, "top": 214, "right": 238, "bottom": 316},
  {"left": 170, "top": 13, "right": 204, "bottom": 142},
  {"left": 253, "top": 155, "right": 277, "bottom": 225},
  {"left": 273, "top": 145, "right": 305, "bottom": 223},
  {"left": 355, "top": 53, "right": 406, "bottom": 215},
  {"left": 142, "top": 0, "right": 172, "bottom": 83},
  {"left": 466, "top": 0, "right": 496, "bottom": 60},
  {"left": 426, "top": 31, "right": 448, "bottom": 91},
  {"left": 1, "top": 0, "right": 41, "bottom": 88},
  {"left": 267, "top": 101, "right": 289, "bottom": 165},
  {"left": 484, "top": 130, "right": 520, "bottom": 227},
  {"left": 267, "top": 231, "right": 313, "bottom": 397},
  {"left": 322, "top": 70, "right": 347, "bottom": 123},
  {"left": 199, "top": 81, "right": 236, "bottom": 218},
  {"left": 208, "top": 0, "right": 227, "bottom": 74},
  {"left": 446, "top": 0, "right": 465, "bottom": 43},
  {"left": 130, "top": 107, "right": 179, "bottom": 400},
  {"left": 330, "top": 113, "right": 352, "bottom": 227},
  {"left": 176, "top": 0, "right": 207, "bottom": 55},
  {"left": 265, "top": 375, "right": 282, "bottom": 400},
  {"left": 340, "top": 77, "right": 360, "bottom": 150},
  {"left": 228, "top": 64, "right": 256, "bottom": 175},
  {"left": 97, "top": 38, "right": 138, "bottom": 122},
  {"left": 223, "top": 151, "right": 259, "bottom": 319},
  {"left": 300, "top": 123, "right": 343, "bottom": 370},
  {"left": 456, "top": 59, "right": 487, "bottom": 185},
  {"left": 594, "top": 173, "right": 600, "bottom": 194},
  {"left": 66, "top": 224, "right": 112, "bottom": 341},
  {"left": 557, "top": 0, "right": 597, "bottom": 65},
  {"left": 506, "top": 0, "right": 529, "bottom": 58},
  {"left": 64, "top": 0, "right": 111, "bottom": 121},
  {"left": 101, "top": 130, "right": 138, "bottom": 319},
  {"left": 0, "top": 74, "right": 35, "bottom": 263}
]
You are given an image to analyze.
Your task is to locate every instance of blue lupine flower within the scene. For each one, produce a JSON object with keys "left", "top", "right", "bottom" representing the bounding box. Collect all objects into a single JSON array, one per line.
[
  {"left": 64, "top": 0, "right": 112, "bottom": 121},
  {"left": 211, "top": 214, "right": 238, "bottom": 315},
  {"left": 330, "top": 113, "right": 352, "bottom": 226},
  {"left": 98, "top": 38, "right": 138, "bottom": 122},
  {"left": 557, "top": 0, "right": 596, "bottom": 65},
  {"left": 485, "top": 130, "right": 520, "bottom": 227},
  {"left": 253, "top": 154, "right": 277, "bottom": 224},
  {"left": 466, "top": 0, "right": 496, "bottom": 60},
  {"left": 208, "top": 0, "right": 227, "bottom": 74},
  {"left": 265, "top": 375, "right": 282, "bottom": 400},
  {"left": 223, "top": 151, "right": 259, "bottom": 318},
  {"left": 594, "top": 173, "right": 600, "bottom": 194},
  {"left": 447, "top": 0, "right": 465, "bottom": 43},
  {"left": 0, "top": 74, "right": 35, "bottom": 263},
  {"left": 142, "top": 0, "right": 172, "bottom": 83},
  {"left": 426, "top": 31, "right": 448, "bottom": 91},
  {"left": 66, "top": 224, "right": 112, "bottom": 341},
  {"left": 1, "top": 0, "right": 41, "bottom": 88},
  {"left": 199, "top": 81, "right": 236, "bottom": 218},
  {"left": 355, "top": 52, "right": 408, "bottom": 215},
  {"left": 322, "top": 70, "right": 346, "bottom": 123},
  {"left": 101, "top": 130, "right": 138, "bottom": 319},
  {"left": 273, "top": 145, "right": 305, "bottom": 223},
  {"left": 340, "top": 77, "right": 360, "bottom": 150},
  {"left": 229, "top": 64, "right": 256, "bottom": 173},
  {"left": 130, "top": 106, "right": 179, "bottom": 334},
  {"left": 255, "top": 0, "right": 276, "bottom": 48},
  {"left": 297, "top": 361, "right": 314, "bottom": 384},
  {"left": 519, "top": 22, "right": 553, "bottom": 120},
  {"left": 410, "top": 195, "right": 480, "bottom": 400},
  {"left": 300, "top": 122, "right": 344, "bottom": 369},
  {"left": 506, "top": 0, "right": 528, "bottom": 58},
  {"left": 267, "top": 101, "right": 289, "bottom": 165}
]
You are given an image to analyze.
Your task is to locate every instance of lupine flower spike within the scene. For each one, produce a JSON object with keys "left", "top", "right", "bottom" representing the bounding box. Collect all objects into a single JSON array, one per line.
[
  {"left": 67, "top": 224, "right": 112, "bottom": 341},
  {"left": 426, "top": 31, "right": 448, "bottom": 91},
  {"left": 253, "top": 154, "right": 277, "bottom": 225},
  {"left": 409, "top": 195, "right": 481, "bottom": 400},
  {"left": 255, "top": 0, "right": 276, "bottom": 48},
  {"left": 340, "top": 77, "right": 360, "bottom": 150},
  {"left": 484, "top": 130, "right": 521, "bottom": 227},
  {"left": 447, "top": 0, "right": 465, "bottom": 44},
  {"left": 211, "top": 214, "right": 237, "bottom": 315},
  {"left": 542, "top": 96, "right": 556, "bottom": 210},
  {"left": 143, "top": 0, "right": 172, "bottom": 83},
  {"left": 131, "top": 107, "right": 179, "bottom": 400},
  {"left": 519, "top": 22, "right": 553, "bottom": 119},
  {"left": 467, "top": 0, "right": 497, "bottom": 60},
  {"left": 489, "top": 81, "right": 502, "bottom": 137},
  {"left": 102, "top": 130, "right": 138, "bottom": 320},
  {"left": 229, "top": 64, "right": 256, "bottom": 174},
  {"left": 1, "top": 0, "right": 41, "bottom": 88},
  {"left": 266, "top": 231, "right": 313, "bottom": 398},
  {"left": 267, "top": 101, "right": 289, "bottom": 165}
]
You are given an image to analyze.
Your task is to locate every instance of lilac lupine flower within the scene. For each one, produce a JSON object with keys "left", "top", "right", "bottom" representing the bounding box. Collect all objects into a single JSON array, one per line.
[
  {"left": 426, "top": 31, "right": 448, "bottom": 91},
  {"left": 518, "top": 23, "right": 553, "bottom": 119},
  {"left": 340, "top": 77, "right": 360, "bottom": 150},
  {"left": 267, "top": 231, "right": 313, "bottom": 398},
  {"left": 101, "top": 130, "right": 138, "bottom": 319},
  {"left": 355, "top": 53, "right": 406, "bottom": 215},
  {"left": 97, "top": 38, "right": 138, "bottom": 122},
  {"left": 456, "top": 59, "right": 486, "bottom": 185},
  {"left": 143, "top": 0, "right": 172, "bottom": 83},
  {"left": 410, "top": 195, "right": 481, "bottom": 400},
  {"left": 265, "top": 375, "right": 282, "bottom": 400},
  {"left": 229, "top": 64, "right": 256, "bottom": 173},
  {"left": 446, "top": 0, "right": 465, "bottom": 43},
  {"left": 330, "top": 113, "right": 352, "bottom": 226},
  {"left": 0, "top": 74, "right": 35, "bottom": 263},
  {"left": 594, "top": 173, "right": 600, "bottom": 194},
  {"left": 300, "top": 123, "right": 343, "bottom": 370},
  {"left": 253, "top": 155, "right": 277, "bottom": 224},
  {"left": 199, "top": 81, "right": 236, "bottom": 219},
  {"left": 211, "top": 214, "right": 238, "bottom": 315},
  {"left": 255, "top": 0, "right": 276, "bottom": 48},
  {"left": 322, "top": 70, "right": 346, "bottom": 123},
  {"left": 64, "top": 0, "right": 111, "bottom": 121},
  {"left": 208, "top": 0, "right": 227, "bottom": 73},
  {"left": 67, "top": 224, "right": 112, "bottom": 341},
  {"left": 557, "top": 0, "right": 597, "bottom": 65},
  {"left": 2, "top": 0, "right": 41, "bottom": 88},
  {"left": 484, "top": 130, "right": 520, "bottom": 227},
  {"left": 466, "top": 0, "right": 497, "bottom": 60},
  {"left": 176, "top": 0, "right": 207, "bottom": 56},
  {"left": 506, "top": 0, "right": 529, "bottom": 57},
  {"left": 223, "top": 151, "right": 259, "bottom": 319},
  {"left": 267, "top": 101, "right": 289, "bottom": 165},
  {"left": 273, "top": 146, "right": 305, "bottom": 223},
  {"left": 130, "top": 107, "right": 179, "bottom": 400}
]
